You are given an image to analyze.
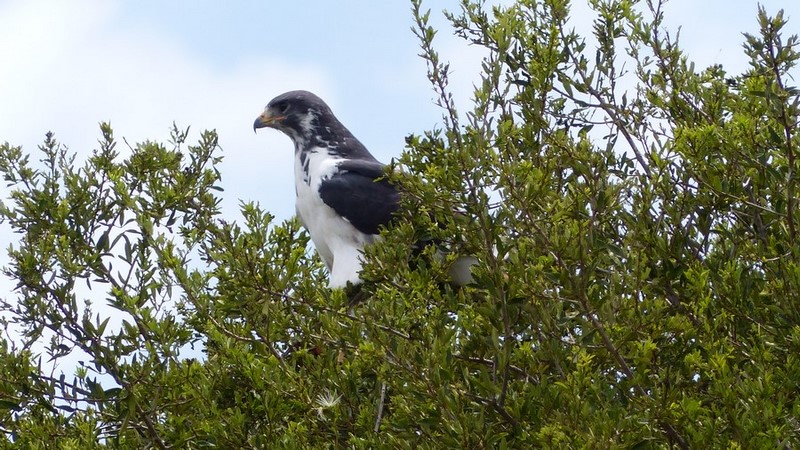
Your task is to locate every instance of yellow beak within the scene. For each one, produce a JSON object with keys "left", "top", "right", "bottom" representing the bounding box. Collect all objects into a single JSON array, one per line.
[{"left": 253, "top": 110, "right": 285, "bottom": 132}]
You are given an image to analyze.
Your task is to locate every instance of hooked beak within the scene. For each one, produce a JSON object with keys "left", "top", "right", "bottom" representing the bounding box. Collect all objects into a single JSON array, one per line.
[{"left": 253, "top": 110, "right": 284, "bottom": 133}]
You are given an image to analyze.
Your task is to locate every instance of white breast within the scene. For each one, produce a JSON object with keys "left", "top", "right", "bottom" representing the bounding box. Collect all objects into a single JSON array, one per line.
[{"left": 294, "top": 149, "right": 376, "bottom": 288}]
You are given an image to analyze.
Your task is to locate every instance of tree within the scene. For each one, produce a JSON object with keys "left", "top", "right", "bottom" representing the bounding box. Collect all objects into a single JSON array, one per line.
[{"left": 1, "top": 0, "right": 799, "bottom": 447}]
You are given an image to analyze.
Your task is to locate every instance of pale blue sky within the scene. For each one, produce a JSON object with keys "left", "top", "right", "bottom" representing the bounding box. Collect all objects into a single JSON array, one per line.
[
  {"left": 0, "top": 0, "right": 797, "bottom": 220},
  {"left": 0, "top": 0, "right": 475, "bottom": 220},
  {"left": 0, "top": 1, "right": 798, "bottom": 370},
  {"left": 0, "top": 0, "right": 797, "bottom": 283}
]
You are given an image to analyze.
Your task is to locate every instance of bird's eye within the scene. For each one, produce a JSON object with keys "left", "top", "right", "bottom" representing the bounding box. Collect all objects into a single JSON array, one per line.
[{"left": 274, "top": 101, "right": 290, "bottom": 114}]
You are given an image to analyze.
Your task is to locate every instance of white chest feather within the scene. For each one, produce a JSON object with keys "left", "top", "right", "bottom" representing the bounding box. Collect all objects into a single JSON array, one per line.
[{"left": 294, "top": 149, "right": 376, "bottom": 288}]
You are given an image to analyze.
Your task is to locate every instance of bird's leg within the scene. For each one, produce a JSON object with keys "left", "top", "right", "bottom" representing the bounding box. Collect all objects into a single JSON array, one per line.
[{"left": 345, "top": 282, "right": 369, "bottom": 309}]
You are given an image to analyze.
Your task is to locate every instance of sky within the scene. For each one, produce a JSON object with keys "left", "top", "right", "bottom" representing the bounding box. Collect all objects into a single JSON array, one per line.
[
  {"left": 0, "top": 0, "right": 798, "bottom": 367},
  {"left": 0, "top": 0, "right": 797, "bottom": 220}
]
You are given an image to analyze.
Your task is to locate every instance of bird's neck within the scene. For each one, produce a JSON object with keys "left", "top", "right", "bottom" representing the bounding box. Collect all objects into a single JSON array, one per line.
[{"left": 294, "top": 145, "right": 340, "bottom": 186}]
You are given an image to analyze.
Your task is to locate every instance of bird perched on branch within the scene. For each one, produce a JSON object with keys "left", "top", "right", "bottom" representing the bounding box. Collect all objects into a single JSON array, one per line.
[{"left": 254, "top": 90, "right": 473, "bottom": 288}]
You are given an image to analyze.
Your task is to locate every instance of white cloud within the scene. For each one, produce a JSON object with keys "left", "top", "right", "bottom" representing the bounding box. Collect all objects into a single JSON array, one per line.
[
  {"left": 0, "top": 0, "right": 333, "bottom": 221},
  {"left": 2, "top": 0, "right": 798, "bottom": 380},
  {"left": 0, "top": 0, "right": 332, "bottom": 374}
]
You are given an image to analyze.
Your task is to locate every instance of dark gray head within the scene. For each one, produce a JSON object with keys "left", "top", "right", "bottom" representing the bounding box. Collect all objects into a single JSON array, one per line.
[{"left": 254, "top": 90, "right": 375, "bottom": 160}]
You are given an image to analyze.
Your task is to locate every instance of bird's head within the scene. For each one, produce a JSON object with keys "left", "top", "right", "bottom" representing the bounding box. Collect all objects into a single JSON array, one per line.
[
  {"left": 254, "top": 90, "right": 374, "bottom": 160},
  {"left": 253, "top": 90, "right": 335, "bottom": 146}
]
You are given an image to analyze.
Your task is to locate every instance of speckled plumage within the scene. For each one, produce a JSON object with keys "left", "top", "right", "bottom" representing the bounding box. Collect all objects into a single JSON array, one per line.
[{"left": 254, "top": 91, "right": 399, "bottom": 288}]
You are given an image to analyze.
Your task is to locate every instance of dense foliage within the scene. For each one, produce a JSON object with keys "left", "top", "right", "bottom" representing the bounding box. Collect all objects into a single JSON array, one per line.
[{"left": 1, "top": 0, "right": 798, "bottom": 447}]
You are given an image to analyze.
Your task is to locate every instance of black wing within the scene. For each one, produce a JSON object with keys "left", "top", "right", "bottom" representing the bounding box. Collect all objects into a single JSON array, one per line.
[{"left": 318, "top": 159, "right": 401, "bottom": 235}]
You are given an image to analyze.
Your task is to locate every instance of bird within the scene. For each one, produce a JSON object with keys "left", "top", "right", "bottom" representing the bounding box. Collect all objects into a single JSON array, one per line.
[{"left": 254, "top": 90, "right": 473, "bottom": 289}]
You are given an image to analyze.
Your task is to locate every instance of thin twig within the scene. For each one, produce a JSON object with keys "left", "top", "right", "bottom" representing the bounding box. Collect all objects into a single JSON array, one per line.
[{"left": 374, "top": 382, "right": 387, "bottom": 433}]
